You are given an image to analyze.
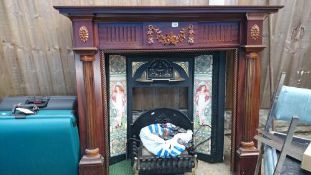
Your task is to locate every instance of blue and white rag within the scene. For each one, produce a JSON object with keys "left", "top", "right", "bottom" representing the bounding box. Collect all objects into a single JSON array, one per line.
[{"left": 139, "top": 123, "right": 193, "bottom": 158}]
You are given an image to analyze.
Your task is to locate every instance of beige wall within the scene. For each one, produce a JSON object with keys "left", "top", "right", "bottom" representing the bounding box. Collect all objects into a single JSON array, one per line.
[{"left": 0, "top": 0, "right": 311, "bottom": 108}]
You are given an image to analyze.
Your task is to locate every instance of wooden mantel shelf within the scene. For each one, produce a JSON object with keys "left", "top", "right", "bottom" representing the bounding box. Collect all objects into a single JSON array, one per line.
[
  {"left": 55, "top": 5, "right": 282, "bottom": 14},
  {"left": 54, "top": 5, "right": 283, "bottom": 175},
  {"left": 55, "top": 6, "right": 282, "bottom": 22}
]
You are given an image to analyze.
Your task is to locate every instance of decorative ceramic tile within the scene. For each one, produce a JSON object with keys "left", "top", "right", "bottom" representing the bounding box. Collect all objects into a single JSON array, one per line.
[
  {"left": 132, "top": 62, "right": 147, "bottom": 77},
  {"left": 193, "top": 55, "right": 213, "bottom": 154},
  {"left": 174, "top": 61, "right": 189, "bottom": 76},
  {"left": 109, "top": 55, "right": 127, "bottom": 157},
  {"left": 109, "top": 55, "right": 126, "bottom": 74},
  {"left": 194, "top": 55, "right": 212, "bottom": 74}
]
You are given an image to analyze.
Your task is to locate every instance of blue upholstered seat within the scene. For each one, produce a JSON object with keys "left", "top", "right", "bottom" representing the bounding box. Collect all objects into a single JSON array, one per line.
[{"left": 273, "top": 86, "right": 311, "bottom": 124}]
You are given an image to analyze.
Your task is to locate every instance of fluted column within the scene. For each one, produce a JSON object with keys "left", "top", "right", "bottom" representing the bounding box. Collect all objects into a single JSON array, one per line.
[
  {"left": 77, "top": 51, "right": 105, "bottom": 175},
  {"left": 242, "top": 52, "right": 260, "bottom": 148},
  {"left": 235, "top": 12, "right": 265, "bottom": 175},
  {"left": 81, "top": 55, "right": 99, "bottom": 152}
]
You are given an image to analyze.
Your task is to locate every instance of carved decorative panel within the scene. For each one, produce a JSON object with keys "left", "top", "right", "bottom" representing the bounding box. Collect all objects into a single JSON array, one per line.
[
  {"left": 199, "top": 22, "right": 239, "bottom": 45},
  {"left": 72, "top": 20, "right": 94, "bottom": 47},
  {"left": 98, "top": 22, "right": 240, "bottom": 50},
  {"left": 143, "top": 22, "right": 198, "bottom": 49},
  {"left": 246, "top": 19, "right": 263, "bottom": 45},
  {"left": 146, "top": 24, "right": 195, "bottom": 45},
  {"left": 99, "top": 23, "right": 142, "bottom": 49}
]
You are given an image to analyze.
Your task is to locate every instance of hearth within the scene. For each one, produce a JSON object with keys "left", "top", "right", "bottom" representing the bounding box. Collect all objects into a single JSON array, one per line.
[{"left": 107, "top": 52, "right": 225, "bottom": 166}]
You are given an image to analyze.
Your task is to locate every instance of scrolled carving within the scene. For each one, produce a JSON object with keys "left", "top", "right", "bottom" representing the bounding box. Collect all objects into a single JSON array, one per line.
[
  {"left": 250, "top": 24, "right": 260, "bottom": 41},
  {"left": 79, "top": 26, "right": 89, "bottom": 42},
  {"left": 188, "top": 25, "right": 195, "bottom": 44},
  {"left": 147, "top": 24, "right": 195, "bottom": 46}
]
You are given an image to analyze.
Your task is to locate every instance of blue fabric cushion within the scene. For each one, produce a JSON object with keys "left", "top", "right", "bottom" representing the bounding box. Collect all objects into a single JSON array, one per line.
[
  {"left": 264, "top": 145, "right": 277, "bottom": 175},
  {"left": 273, "top": 86, "right": 311, "bottom": 124}
]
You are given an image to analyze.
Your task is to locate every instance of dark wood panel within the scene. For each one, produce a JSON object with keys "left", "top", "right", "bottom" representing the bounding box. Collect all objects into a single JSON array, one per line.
[
  {"left": 99, "top": 22, "right": 240, "bottom": 50},
  {"left": 199, "top": 22, "right": 239, "bottom": 45},
  {"left": 99, "top": 23, "right": 142, "bottom": 49}
]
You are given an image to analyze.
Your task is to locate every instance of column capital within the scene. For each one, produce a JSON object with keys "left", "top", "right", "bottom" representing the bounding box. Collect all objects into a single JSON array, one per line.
[
  {"left": 246, "top": 12, "right": 266, "bottom": 21},
  {"left": 80, "top": 55, "right": 96, "bottom": 62},
  {"left": 73, "top": 47, "right": 98, "bottom": 55},
  {"left": 241, "top": 45, "right": 265, "bottom": 52},
  {"left": 246, "top": 52, "right": 259, "bottom": 60}
]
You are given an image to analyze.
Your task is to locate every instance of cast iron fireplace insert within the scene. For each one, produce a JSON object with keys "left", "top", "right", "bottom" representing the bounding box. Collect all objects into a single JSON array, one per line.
[{"left": 107, "top": 52, "right": 226, "bottom": 167}]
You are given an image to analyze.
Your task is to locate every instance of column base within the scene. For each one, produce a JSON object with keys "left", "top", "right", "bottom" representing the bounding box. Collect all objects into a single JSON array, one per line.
[
  {"left": 235, "top": 142, "right": 259, "bottom": 175},
  {"left": 79, "top": 151, "right": 105, "bottom": 175}
]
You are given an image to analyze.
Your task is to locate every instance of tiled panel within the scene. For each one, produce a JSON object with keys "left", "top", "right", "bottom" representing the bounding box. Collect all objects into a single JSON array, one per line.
[
  {"left": 193, "top": 54, "right": 213, "bottom": 155},
  {"left": 109, "top": 55, "right": 127, "bottom": 157}
]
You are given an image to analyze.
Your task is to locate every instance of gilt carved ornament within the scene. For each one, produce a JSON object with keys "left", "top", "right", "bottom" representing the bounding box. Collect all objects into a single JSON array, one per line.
[
  {"left": 250, "top": 24, "right": 260, "bottom": 41},
  {"left": 79, "top": 26, "right": 89, "bottom": 43},
  {"left": 147, "top": 24, "right": 195, "bottom": 46}
]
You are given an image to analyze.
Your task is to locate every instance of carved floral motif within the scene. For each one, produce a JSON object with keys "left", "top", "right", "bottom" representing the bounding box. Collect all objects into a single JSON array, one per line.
[
  {"left": 147, "top": 24, "right": 195, "bottom": 45},
  {"left": 79, "top": 26, "right": 89, "bottom": 42},
  {"left": 250, "top": 24, "right": 260, "bottom": 41}
]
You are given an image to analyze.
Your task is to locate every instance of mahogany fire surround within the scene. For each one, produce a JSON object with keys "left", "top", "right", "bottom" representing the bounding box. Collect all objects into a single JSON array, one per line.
[{"left": 54, "top": 5, "right": 282, "bottom": 175}]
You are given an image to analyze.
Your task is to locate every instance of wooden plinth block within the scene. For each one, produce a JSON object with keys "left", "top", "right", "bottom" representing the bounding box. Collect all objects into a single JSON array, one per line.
[
  {"left": 236, "top": 143, "right": 259, "bottom": 175},
  {"left": 79, "top": 154, "right": 105, "bottom": 175}
]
